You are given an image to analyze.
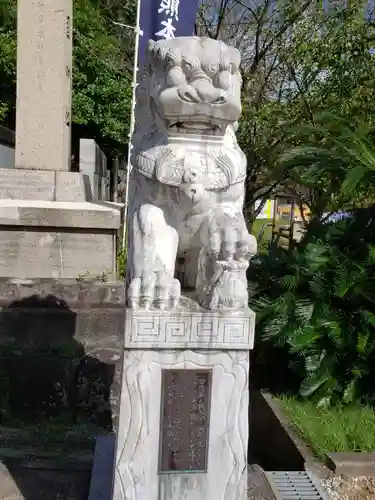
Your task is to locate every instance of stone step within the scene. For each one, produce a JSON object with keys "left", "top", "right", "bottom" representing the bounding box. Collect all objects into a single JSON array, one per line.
[
  {"left": 0, "top": 438, "right": 95, "bottom": 500},
  {"left": 0, "top": 460, "right": 90, "bottom": 500},
  {"left": 325, "top": 452, "right": 375, "bottom": 477}
]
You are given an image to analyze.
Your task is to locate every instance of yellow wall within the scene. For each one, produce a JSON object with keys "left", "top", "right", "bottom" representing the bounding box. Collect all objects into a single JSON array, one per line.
[{"left": 256, "top": 199, "right": 310, "bottom": 221}]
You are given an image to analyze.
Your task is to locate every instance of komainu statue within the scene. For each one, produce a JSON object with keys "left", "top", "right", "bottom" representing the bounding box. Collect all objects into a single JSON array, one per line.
[{"left": 127, "top": 37, "right": 257, "bottom": 310}]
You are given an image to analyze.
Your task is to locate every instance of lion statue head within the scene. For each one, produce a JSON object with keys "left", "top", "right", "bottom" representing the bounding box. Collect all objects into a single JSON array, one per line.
[{"left": 131, "top": 37, "right": 245, "bottom": 190}]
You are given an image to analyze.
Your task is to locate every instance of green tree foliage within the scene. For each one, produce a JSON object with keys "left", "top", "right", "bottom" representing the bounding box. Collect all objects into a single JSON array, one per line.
[
  {"left": 197, "top": 1, "right": 375, "bottom": 224},
  {"left": 278, "top": 113, "right": 375, "bottom": 218},
  {"left": 250, "top": 212, "right": 375, "bottom": 408},
  {"left": 249, "top": 115, "right": 375, "bottom": 407},
  {"left": 0, "top": 0, "right": 135, "bottom": 156},
  {"left": 73, "top": 0, "right": 134, "bottom": 156}
]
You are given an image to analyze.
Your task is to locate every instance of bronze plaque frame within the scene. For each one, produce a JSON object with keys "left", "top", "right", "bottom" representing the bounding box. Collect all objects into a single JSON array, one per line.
[{"left": 158, "top": 369, "right": 212, "bottom": 473}]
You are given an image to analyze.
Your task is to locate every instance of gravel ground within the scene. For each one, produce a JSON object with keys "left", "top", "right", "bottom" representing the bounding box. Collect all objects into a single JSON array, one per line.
[{"left": 322, "top": 476, "right": 375, "bottom": 500}]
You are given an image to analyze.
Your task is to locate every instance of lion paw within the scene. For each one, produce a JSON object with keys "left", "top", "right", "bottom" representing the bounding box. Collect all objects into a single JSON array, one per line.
[
  {"left": 207, "top": 212, "right": 257, "bottom": 261},
  {"left": 128, "top": 273, "right": 180, "bottom": 310}
]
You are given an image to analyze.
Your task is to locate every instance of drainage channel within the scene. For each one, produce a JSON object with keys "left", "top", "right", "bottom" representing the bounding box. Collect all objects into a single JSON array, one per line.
[{"left": 267, "top": 471, "right": 330, "bottom": 500}]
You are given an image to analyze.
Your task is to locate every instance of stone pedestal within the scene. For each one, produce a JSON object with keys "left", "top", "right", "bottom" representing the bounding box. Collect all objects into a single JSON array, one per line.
[
  {"left": 112, "top": 304, "right": 255, "bottom": 500},
  {"left": 8, "top": 0, "right": 122, "bottom": 279},
  {"left": 0, "top": 168, "right": 122, "bottom": 278}
]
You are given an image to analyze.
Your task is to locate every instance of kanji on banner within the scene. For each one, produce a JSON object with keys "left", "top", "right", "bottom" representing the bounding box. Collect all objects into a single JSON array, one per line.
[{"left": 138, "top": 0, "right": 199, "bottom": 66}]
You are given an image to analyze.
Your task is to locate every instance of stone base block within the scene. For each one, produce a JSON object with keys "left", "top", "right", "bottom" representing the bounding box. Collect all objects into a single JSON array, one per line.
[
  {"left": 0, "top": 199, "right": 122, "bottom": 278},
  {"left": 125, "top": 305, "right": 255, "bottom": 350},
  {"left": 0, "top": 168, "right": 93, "bottom": 202},
  {"left": 112, "top": 307, "right": 255, "bottom": 500},
  {"left": 113, "top": 349, "right": 249, "bottom": 500},
  {"left": 0, "top": 278, "right": 125, "bottom": 431}
]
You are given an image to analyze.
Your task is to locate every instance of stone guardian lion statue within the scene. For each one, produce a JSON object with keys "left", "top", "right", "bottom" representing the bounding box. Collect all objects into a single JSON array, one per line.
[{"left": 126, "top": 37, "right": 257, "bottom": 310}]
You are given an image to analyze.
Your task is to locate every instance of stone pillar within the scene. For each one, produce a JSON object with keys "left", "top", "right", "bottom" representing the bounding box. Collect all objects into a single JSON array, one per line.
[
  {"left": 112, "top": 158, "right": 119, "bottom": 202},
  {"left": 105, "top": 170, "right": 111, "bottom": 201},
  {"left": 112, "top": 308, "right": 255, "bottom": 500},
  {"left": 15, "top": 0, "right": 72, "bottom": 171}
]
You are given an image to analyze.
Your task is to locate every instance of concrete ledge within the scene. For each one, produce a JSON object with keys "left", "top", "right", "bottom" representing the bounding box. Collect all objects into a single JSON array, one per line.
[
  {"left": 0, "top": 199, "right": 121, "bottom": 229},
  {"left": 0, "top": 447, "right": 93, "bottom": 472},
  {"left": 0, "top": 278, "right": 125, "bottom": 307},
  {"left": 0, "top": 450, "right": 92, "bottom": 500},
  {"left": 250, "top": 390, "right": 331, "bottom": 479},
  {"left": 0, "top": 198, "right": 122, "bottom": 279},
  {"left": 325, "top": 452, "right": 375, "bottom": 477}
]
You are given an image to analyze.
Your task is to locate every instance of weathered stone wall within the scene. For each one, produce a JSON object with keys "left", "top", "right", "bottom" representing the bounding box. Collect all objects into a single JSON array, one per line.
[{"left": 0, "top": 278, "right": 125, "bottom": 432}]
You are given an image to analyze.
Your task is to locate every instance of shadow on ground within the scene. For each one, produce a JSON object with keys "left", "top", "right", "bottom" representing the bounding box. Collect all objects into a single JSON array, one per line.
[{"left": 0, "top": 294, "right": 116, "bottom": 500}]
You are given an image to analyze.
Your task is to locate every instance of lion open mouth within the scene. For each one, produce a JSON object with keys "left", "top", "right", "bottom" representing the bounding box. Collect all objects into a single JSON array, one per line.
[{"left": 168, "top": 121, "right": 223, "bottom": 135}]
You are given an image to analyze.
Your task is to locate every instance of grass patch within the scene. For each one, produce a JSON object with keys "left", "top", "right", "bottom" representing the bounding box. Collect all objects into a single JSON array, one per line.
[
  {"left": 276, "top": 395, "right": 375, "bottom": 460},
  {"left": 252, "top": 219, "right": 273, "bottom": 254},
  {"left": 252, "top": 219, "right": 272, "bottom": 240}
]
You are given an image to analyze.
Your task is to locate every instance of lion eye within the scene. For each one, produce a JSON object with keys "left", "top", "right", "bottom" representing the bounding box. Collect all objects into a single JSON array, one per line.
[
  {"left": 210, "top": 64, "right": 219, "bottom": 74},
  {"left": 182, "top": 61, "right": 193, "bottom": 73},
  {"left": 166, "top": 57, "right": 175, "bottom": 68}
]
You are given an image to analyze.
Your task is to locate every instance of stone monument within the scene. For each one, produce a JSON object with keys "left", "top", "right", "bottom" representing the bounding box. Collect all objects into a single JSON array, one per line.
[
  {"left": 0, "top": 0, "right": 122, "bottom": 279},
  {"left": 80, "top": 138, "right": 111, "bottom": 202},
  {"left": 112, "top": 37, "right": 256, "bottom": 500},
  {"left": 16, "top": 0, "right": 72, "bottom": 172}
]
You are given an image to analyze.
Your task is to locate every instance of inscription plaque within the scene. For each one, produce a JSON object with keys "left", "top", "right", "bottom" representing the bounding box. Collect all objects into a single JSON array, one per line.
[{"left": 159, "top": 369, "right": 211, "bottom": 473}]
